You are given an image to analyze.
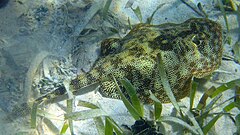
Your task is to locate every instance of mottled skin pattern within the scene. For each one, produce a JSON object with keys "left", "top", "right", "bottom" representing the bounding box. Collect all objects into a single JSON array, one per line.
[{"left": 70, "top": 18, "right": 222, "bottom": 103}]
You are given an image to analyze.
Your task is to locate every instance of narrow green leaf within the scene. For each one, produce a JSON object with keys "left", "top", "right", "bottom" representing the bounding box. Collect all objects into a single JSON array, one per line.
[
  {"left": 198, "top": 101, "right": 235, "bottom": 134},
  {"left": 44, "top": 82, "right": 100, "bottom": 105},
  {"left": 235, "top": 86, "right": 240, "bottom": 110},
  {"left": 77, "top": 101, "right": 104, "bottom": 135},
  {"left": 127, "top": 17, "right": 132, "bottom": 29},
  {"left": 37, "top": 109, "right": 62, "bottom": 120},
  {"left": 60, "top": 120, "right": 69, "bottom": 134},
  {"left": 202, "top": 114, "right": 222, "bottom": 134},
  {"left": 195, "top": 112, "right": 207, "bottom": 126},
  {"left": 67, "top": 99, "right": 74, "bottom": 135},
  {"left": 235, "top": 101, "right": 240, "bottom": 109},
  {"left": 158, "top": 116, "right": 198, "bottom": 134},
  {"left": 211, "top": 79, "right": 240, "bottom": 98},
  {"left": 65, "top": 109, "right": 107, "bottom": 120},
  {"left": 120, "top": 79, "right": 144, "bottom": 117},
  {"left": 233, "top": 41, "right": 240, "bottom": 63},
  {"left": 181, "top": 107, "right": 204, "bottom": 135},
  {"left": 43, "top": 118, "right": 60, "bottom": 134},
  {"left": 30, "top": 102, "right": 39, "bottom": 128},
  {"left": 15, "top": 132, "right": 31, "bottom": 135},
  {"left": 112, "top": 76, "right": 141, "bottom": 120},
  {"left": 236, "top": 114, "right": 240, "bottom": 134},
  {"left": 94, "top": 117, "right": 105, "bottom": 135},
  {"left": 205, "top": 86, "right": 217, "bottom": 97},
  {"left": 217, "top": 0, "right": 229, "bottom": 31},
  {"left": 205, "top": 94, "right": 222, "bottom": 113},
  {"left": 120, "top": 79, "right": 136, "bottom": 97},
  {"left": 105, "top": 117, "right": 113, "bottom": 135},
  {"left": 131, "top": 6, "right": 143, "bottom": 23},
  {"left": 223, "top": 102, "right": 236, "bottom": 112},
  {"left": 197, "top": 2, "right": 208, "bottom": 18},
  {"left": 197, "top": 94, "right": 222, "bottom": 124},
  {"left": 157, "top": 53, "right": 181, "bottom": 114},
  {"left": 146, "top": 4, "right": 165, "bottom": 24},
  {"left": 154, "top": 102, "right": 162, "bottom": 121},
  {"left": 149, "top": 91, "right": 162, "bottom": 120},
  {"left": 197, "top": 86, "right": 216, "bottom": 110},
  {"left": 190, "top": 81, "right": 198, "bottom": 109},
  {"left": 180, "top": 0, "right": 206, "bottom": 17},
  {"left": 106, "top": 116, "right": 123, "bottom": 135},
  {"left": 196, "top": 87, "right": 216, "bottom": 111},
  {"left": 63, "top": 79, "right": 73, "bottom": 99},
  {"left": 102, "top": 0, "right": 112, "bottom": 19},
  {"left": 198, "top": 96, "right": 235, "bottom": 121},
  {"left": 77, "top": 100, "right": 99, "bottom": 109},
  {"left": 196, "top": 94, "right": 208, "bottom": 110}
]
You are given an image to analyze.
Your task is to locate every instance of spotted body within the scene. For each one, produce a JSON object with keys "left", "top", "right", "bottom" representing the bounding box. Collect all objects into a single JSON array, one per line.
[{"left": 70, "top": 18, "right": 222, "bottom": 103}]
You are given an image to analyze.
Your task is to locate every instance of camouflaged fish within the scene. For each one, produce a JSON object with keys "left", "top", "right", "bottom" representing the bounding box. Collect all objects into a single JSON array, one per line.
[
  {"left": 70, "top": 18, "right": 222, "bottom": 103},
  {"left": 3, "top": 18, "right": 223, "bottom": 123}
]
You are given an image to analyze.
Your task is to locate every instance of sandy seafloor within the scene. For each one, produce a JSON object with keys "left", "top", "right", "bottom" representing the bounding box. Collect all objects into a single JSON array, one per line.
[{"left": 0, "top": 0, "right": 239, "bottom": 134}]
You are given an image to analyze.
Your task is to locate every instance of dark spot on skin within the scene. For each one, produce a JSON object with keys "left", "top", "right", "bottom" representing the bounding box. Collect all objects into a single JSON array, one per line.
[
  {"left": 189, "top": 22, "right": 200, "bottom": 33},
  {"left": 150, "top": 32, "right": 155, "bottom": 37},
  {"left": 191, "top": 68, "right": 196, "bottom": 73},
  {"left": 82, "top": 3, "right": 92, "bottom": 11},
  {"left": 54, "top": 86, "right": 67, "bottom": 95},
  {"left": 94, "top": 66, "right": 105, "bottom": 78},
  {"left": 203, "top": 52, "right": 208, "bottom": 57},
  {"left": 142, "top": 78, "right": 152, "bottom": 87},
  {"left": 86, "top": 73, "right": 96, "bottom": 83},
  {"left": 174, "top": 42, "right": 187, "bottom": 56},
  {"left": 182, "top": 57, "right": 188, "bottom": 63},
  {"left": 204, "top": 61, "right": 209, "bottom": 67},
  {"left": 173, "top": 84, "right": 180, "bottom": 90},
  {"left": 200, "top": 57, "right": 206, "bottom": 62},
  {"left": 111, "top": 57, "right": 122, "bottom": 69},
  {"left": 175, "top": 72, "right": 181, "bottom": 79},
  {"left": 197, "top": 43, "right": 205, "bottom": 53},
  {"left": 70, "top": 79, "right": 79, "bottom": 86},
  {"left": 138, "top": 36, "right": 146, "bottom": 43},
  {"left": 173, "top": 66, "right": 179, "bottom": 71},
  {"left": 129, "top": 46, "right": 145, "bottom": 57},
  {"left": 112, "top": 57, "right": 123, "bottom": 66},
  {"left": 190, "top": 62, "right": 195, "bottom": 67},
  {"left": 151, "top": 35, "right": 174, "bottom": 51},
  {"left": 0, "top": 0, "right": 9, "bottom": 8},
  {"left": 100, "top": 38, "right": 121, "bottom": 57},
  {"left": 178, "top": 30, "right": 194, "bottom": 38}
]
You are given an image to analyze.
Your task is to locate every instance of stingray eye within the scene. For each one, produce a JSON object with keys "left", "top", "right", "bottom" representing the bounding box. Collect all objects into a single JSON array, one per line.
[
  {"left": 192, "top": 35, "right": 201, "bottom": 45},
  {"left": 191, "top": 32, "right": 209, "bottom": 54},
  {"left": 192, "top": 32, "right": 206, "bottom": 46}
]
